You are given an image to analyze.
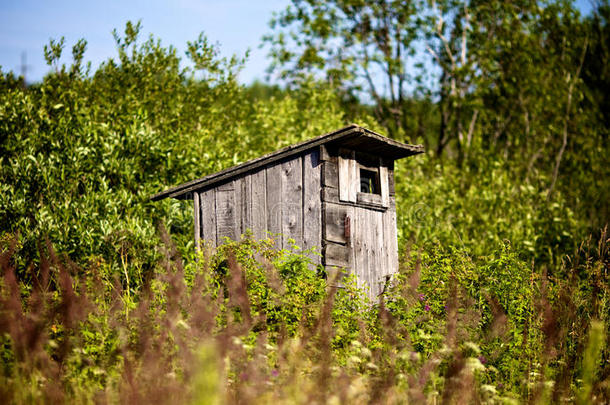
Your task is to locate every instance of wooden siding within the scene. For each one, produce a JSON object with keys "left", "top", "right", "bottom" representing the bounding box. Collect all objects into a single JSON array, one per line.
[
  {"left": 193, "top": 145, "right": 399, "bottom": 301},
  {"left": 321, "top": 148, "right": 398, "bottom": 301},
  {"left": 196, "top": 150, "right": 322, "bottom": 265}
]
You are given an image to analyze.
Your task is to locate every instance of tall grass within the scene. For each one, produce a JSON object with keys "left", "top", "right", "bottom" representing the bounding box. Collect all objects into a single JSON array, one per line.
[{"left": 0, "top": 228, "right": 608, "bottom": 404}]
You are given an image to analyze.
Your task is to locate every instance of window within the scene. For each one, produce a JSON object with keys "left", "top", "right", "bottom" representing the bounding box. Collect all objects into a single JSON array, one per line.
[
  {"left": 338, "top": 148, "right": 390, "bottom": 208},
  {"left": 359, "top": 168, "right": 380, "bottom": 194}
]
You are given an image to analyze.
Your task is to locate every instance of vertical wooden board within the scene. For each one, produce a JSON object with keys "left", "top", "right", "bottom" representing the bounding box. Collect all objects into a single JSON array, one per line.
[
  {"left": 366, "top": 209, "right": 383, "bottom": 300},
  {"left": 367, "top": 209, "right": 375, "bottom": 298},
  {"left": 364, "top": 209, "right": 374, "bottom": 299},
  {"left": 319, "top": 144, "right": 331, "bottom": 161},
  {"left": 380, "top": 165, "right": 390, "bottom": 207},
  {"left": 338, "top": 154, "right": 350, "bottom": 202},
  {"left": 388, "top": 169, "right": 395, "bottom": 196},
  {"left": 352, "top": 207, "right": 367, "bottom": 292},
  {"left": 303, "top": 151, "right": 321, "bottom": 264},
  {"left": 250, "top": 169, "right": 267, "bottom": 240},
  {"left": 200, "top": 189, "right": 217, "bottom": 247},
  {"left": 193, "top": 192, "right": 200, "bottom": 252},
  {"left": 266, "top": 162, "right": 283, "bottom": 245},
  {"left": 349, "top": 157, "right": 358, "bottom": 202},
  {"left": 351, "top": 207, "right": 360, "bottom": 286},
  {"left": 281, "top": 156, "right": 303, "bottom": 249},
  {"left": 243, "top": 175, "right": 252, "bottom": 235},
  {"left": 375, "top": 210, "right": 386, "bottom": 296},
  {"left": 233, "top": 178, "right": 244, "bottom": 240},
  {"left": 343, "top": 204, "right": 355, "bottom": 272},
  {"left": 232, "top": 176, "right": 251, "bottom": 240},
  {"left": 216, "top": 186, "right": 236, "bottom": 244},
  {"left": 338, "top": 149, "right": 357, "bottom": 202},
  {"left": 385, "top": 199, "right": 399, "bottom": 277},
  {"left": 322, "top": 159, "right": 339, "bottom": 188}
]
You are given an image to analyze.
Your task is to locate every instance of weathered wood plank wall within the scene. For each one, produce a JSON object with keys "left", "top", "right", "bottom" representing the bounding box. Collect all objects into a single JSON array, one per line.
[
  {"left": 200, "top": 188, "right": 216, "bottom": 247},
  {"left": 193, "top": 145, "right": 397, "bottom": 301},
  {"left": 195, "top": 150, "right": 321, "bottom": 265},
  {"left": 302, "top": 151, "right": 322, "bottom": 263},
  {"left": 321, "top": 146, "right": 398, "bottom": 301}
]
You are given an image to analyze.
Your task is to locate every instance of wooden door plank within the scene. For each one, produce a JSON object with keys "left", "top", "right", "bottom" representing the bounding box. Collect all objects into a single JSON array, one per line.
[
  {"left": 387, "top": 198, "right": 399, "bottom": 277},
  {"left": 374, "top": 209, "right": 385, "bottom": 297}
]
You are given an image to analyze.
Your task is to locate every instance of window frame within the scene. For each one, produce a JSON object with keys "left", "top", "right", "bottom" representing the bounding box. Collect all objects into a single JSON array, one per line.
[{"left": 338, "top": 148, "right": 389, "bottom": 209}]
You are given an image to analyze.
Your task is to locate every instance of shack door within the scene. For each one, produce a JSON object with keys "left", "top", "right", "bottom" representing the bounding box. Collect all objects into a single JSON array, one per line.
[{"left": 322, "top": 148, "right": 399, "bottom": 301}]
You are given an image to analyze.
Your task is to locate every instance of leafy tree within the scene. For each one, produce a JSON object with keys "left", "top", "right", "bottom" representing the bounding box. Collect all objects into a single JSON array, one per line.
[
  {"left": 264, "top": 0, "right": 422, "bottom": 140},
  {"left": 0, "top": 21, "right": 347, "bottom": 284}
]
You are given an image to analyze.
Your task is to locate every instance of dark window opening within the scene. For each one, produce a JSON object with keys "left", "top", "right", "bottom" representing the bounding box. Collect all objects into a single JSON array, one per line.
[{"left": 360, "top": 168, "right": 380, "bottom": 194}]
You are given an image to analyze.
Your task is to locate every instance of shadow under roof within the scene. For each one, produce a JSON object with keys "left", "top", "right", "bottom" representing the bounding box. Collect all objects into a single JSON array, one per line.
[{"left": 151, "top": 124, "right": 424, "bottom": 201}]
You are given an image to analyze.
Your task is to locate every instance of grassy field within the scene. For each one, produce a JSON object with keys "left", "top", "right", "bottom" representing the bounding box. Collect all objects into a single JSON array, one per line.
[{"left": 1, "top": 2, "right": 609, "bottom": 402}]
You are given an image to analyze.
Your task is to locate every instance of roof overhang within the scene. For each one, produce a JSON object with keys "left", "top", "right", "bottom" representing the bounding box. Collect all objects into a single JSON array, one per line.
[{"left": 151, "top": 124, "right": 424, "bottom": 201}]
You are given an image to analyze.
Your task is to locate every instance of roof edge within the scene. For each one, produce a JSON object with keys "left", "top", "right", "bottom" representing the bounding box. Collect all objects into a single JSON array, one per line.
[{"left": 151, "top": 124, "right": 423, "bottom": 201}]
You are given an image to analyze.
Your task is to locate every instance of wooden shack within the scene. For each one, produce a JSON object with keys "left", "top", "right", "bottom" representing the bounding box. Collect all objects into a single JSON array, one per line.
[{"left": 152, "top": 124, "right": 423, "bottom": 299}]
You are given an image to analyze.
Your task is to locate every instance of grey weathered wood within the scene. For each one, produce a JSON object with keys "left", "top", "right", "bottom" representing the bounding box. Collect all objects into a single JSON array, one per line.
[
  {"left": 193, "top": 191, "right": 200, "bottom": 251},
  {"left": 324, "top": 242, "right": 350, "bottom": 267},
  {"left": 250, "top": 169, "right": 267, "bottom": 240},
  {"left": 374, "top": 209, "right": 385, "bottom": 297},
  {"left": 215, "top": 184, "right": 236, "bottom": 244},
  {"left": 386, "top": 197, "right": 399, "bottom": 277},
  {"left": 200, "top": 188, "right": 217, "bottom": 246},
  {"left": 324, "top": 202, "right": 348, "bottom": 244},
  {"left": 356, "top": 192, "right": 384, "bottom": 207},
  {"left": 362, "top": 209, "right": 372, "bottom": 296},
  {"left": 281, "top": 156, "right": 303, "bottom": 248},
  {"left": 322, "top": 158, "right": 339, "bottom": 188},
  {"left": 354, "top": 207, "right": 365, "bottom": 291},
  {"left": 338, "top": 149, "right": 357, "bottom": 202},
  {"left": 266, "top": 162, "right": 283, "bottom": 243},
  {"left": 234, "top": 177, "right": 244, "bottom": 239},
  {"left": 303, "top": 150, "right": 322, "bottom": 264},
  {"left": 153, "top": 126, "right": 418, "bottom": 303},
  {"left": 242, "top": 175, "right": 252, "bottom": 235},
  {"left": 319, "top": 144, "right": 331, "bottom": 161},
  {"left": 322, "top": 186, "right": 339, "bottom": 203},
  {"left": 370, "top": 209, "right": 380, "bottom": 299},
  {"left": 380, "top": 165, "right": 390, "bottom": 207},
  {"left": 233, "top": 176, "right": 252, "bottom": 240}
]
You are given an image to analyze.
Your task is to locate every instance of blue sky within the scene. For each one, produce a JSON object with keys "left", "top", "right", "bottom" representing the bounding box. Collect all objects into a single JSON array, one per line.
[
  {"left": 0, "top": 0, "right": 594, "bottom": 85},
  {"left": 0, "top": 0, "right": 290, "bottom": 84}
]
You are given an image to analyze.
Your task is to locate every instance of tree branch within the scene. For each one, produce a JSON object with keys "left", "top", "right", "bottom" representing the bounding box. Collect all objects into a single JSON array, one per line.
[{"left": 547, "top": 37, "right": 588, "bottom": 201}]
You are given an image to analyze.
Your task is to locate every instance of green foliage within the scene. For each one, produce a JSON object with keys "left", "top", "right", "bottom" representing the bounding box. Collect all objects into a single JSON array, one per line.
[
  {"left": 0, "top": 22, "right": 346, "bottom": 284},
  {"left": 2, "top": 232, "right": 608, "bottom": 403},
  {"left": 0, "top": 6, "right": 608, "bottom": 403}
]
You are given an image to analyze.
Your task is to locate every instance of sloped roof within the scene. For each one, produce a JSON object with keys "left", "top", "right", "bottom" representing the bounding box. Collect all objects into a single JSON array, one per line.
[{"left": 151, "top": 124, "right": 424, "bottom": 201}]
